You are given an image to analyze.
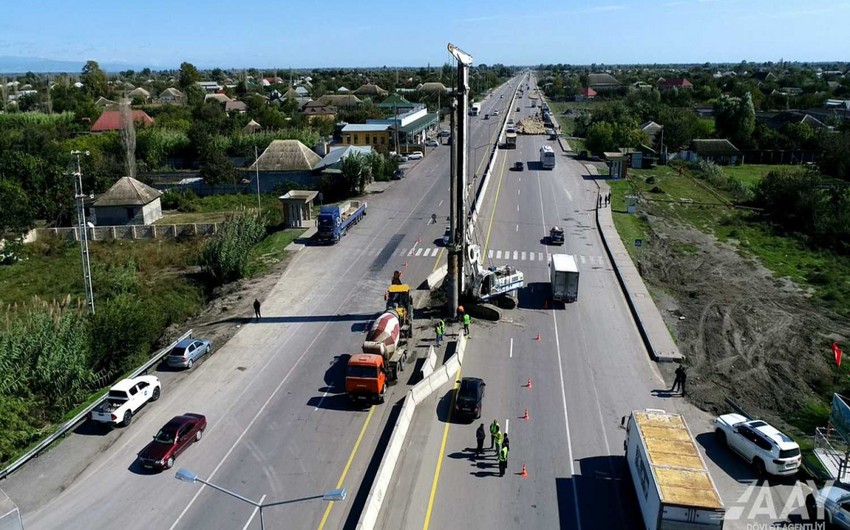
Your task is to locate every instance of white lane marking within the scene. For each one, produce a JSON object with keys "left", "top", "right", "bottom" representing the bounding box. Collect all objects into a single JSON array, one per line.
[
  {"left": 518, "top": 189, "right": 521, "bottom": 196},
  {"left": 314, "top": 388, "right": 331, "bottom": 410},
  {"left": 580, "top": 255, "right": 587, "bottom": 264},
  {"left": 408, "top": 248, "right": 416, "bottom": 257},
  {"left": 241, "top": 494, "right": 266, "bottom": 530},
  {"left": 415, "top": 248, "right": 424, "bottom": 257},
  {"left": 564, "top": 188, "right": 573, "bottom": 201},
  {"left": 513, "top": 251, "right": 518, "bottom": 260},
  {"left": 505, "top": 418, "right": 510, "bottom": 435},
  {"left": 432, "top": 248, "right": 441, "bottom": 257},
  {"left": 438, "top": 200, "right": 444, "bottom": 207},
  {"left": 536, "top": 170, "right": 582, "bottom": 530},
  {"left": 516, "top": 204, "right": 520, "bottom": 212},
  {"left": 488, "top": 250, "right": 494, "bottom": 259},
  {"left": 509, "top": 337, "right": 513, "bottom": 358},
  {"left": 521, "top": 252, "right": 526, "bottom": 261},
  {"left": 538, "top": 252, "right": 543, "bottom": 261},
  {"left": 496, "top": 250, "right": 502, "bottom": 259},
  {"left": 516, "top": 225, "right": 519, "bottom": 232}
]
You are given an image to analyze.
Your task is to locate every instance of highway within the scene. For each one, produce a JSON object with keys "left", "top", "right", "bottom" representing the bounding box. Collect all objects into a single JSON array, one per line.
[
  {"left": 0, "top": 79, "right": 521, "bottom": 529},
  {"left": 377, "top": 76, "right": 808, "bottom": 530}
]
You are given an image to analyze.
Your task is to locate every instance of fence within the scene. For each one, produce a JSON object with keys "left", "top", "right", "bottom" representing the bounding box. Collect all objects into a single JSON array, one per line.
[
  {"left": 741, "top": 150, "right": 820, "bottom": 165},
  {"left": 33, "top": 223, "right": 219, "bottom": 243}
]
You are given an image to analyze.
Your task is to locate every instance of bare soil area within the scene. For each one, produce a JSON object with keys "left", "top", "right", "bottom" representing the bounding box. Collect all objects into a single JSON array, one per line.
[{"left": 637, "top": 211, "right": 850, "bottom": 429}]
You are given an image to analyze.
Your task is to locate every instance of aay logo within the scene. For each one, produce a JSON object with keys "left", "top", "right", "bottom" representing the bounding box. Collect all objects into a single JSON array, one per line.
[{"left": 725, "top": 478, "right": 824, "bottom": 528}]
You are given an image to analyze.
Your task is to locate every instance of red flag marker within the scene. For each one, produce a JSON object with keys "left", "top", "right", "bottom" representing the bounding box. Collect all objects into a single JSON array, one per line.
[{"left": 834, "top": 342, "right": 843, "bottom": 366}]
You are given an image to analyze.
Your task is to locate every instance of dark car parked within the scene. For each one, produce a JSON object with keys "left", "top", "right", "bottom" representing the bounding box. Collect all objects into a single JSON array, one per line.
[
  {"left": 455, "top": 377, "right": 486, "bottom": 419},
  {"left": 549, "top": 226, "right": 565, "bottom": 245},
  {"left": 138, "top": 413, "right": 207, "bottom": 471}
]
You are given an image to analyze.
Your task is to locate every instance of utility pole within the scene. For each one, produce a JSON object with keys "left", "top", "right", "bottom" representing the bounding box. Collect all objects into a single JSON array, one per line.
[
  {"left": 447, "top": 43, "right": 473, "bottom": 321},
  {"left": 71, "top": 150, "right": 95, "bottom": 314},
  {"left": 254, "top": 145, "right": 261, "bottom": 215}
]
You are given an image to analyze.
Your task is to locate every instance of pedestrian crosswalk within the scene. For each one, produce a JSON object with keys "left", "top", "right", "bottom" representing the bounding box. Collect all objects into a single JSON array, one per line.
[{"left": 361, "top": 245, "right": 605, "bottom": 266}]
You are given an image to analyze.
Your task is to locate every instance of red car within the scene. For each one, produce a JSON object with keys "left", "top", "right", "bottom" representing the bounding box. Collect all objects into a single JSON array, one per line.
[{"left": 138, "top": 413, "right": 207, "bottom": 471}]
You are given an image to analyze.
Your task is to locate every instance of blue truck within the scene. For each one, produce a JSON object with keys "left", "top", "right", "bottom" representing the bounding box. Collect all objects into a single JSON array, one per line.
[{"left": 317, "top": 201, "right": 367, "bottom": 243}]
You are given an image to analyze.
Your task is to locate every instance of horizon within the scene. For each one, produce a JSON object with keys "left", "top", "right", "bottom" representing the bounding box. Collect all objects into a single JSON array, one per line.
[{"left": 1, "top": 0, "right": 848, "bottom": 72}]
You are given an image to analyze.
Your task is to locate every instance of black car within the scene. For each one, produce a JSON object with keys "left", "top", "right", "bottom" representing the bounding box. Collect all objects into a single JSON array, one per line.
[
  {"left": 513, "top": 161, "right": 524, "bottom": 171},
  {"left": 549, "top": 226, "right": 565, "bottom": 245},
  {"left": 455, "top": 377, "right": 486, "bottom": 419},
  {"left": 391, "top": 169, "right": 404, "bottom": 180}
]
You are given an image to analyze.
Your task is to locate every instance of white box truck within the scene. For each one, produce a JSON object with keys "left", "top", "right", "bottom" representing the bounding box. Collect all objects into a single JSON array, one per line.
[
  {"left": 550, "top": 254, "right": 579, "bottom": 303},
  {"left": 624, "top": 409, "right": 725, "bottom": 530}
]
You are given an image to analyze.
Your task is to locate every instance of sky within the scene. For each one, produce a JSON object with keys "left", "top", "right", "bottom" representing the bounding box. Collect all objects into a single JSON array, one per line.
[{"left": 1, "top": 0, "right": 848, "bottom": 70}]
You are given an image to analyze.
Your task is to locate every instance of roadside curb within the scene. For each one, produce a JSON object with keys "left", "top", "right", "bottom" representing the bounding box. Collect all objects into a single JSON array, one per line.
[
  {"left": 588, "top": 166, "right": 684, "bottom": 363},
  {"left": 284, "top": 225, "right": 317, "bottom": 252}
]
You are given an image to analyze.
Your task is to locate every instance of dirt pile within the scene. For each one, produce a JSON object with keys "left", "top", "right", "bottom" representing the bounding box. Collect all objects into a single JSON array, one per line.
[
  {"left": 637, "top": 212, "right": 850, "bottom": 427},
  {"left": 517, "top": 116, "right": 546, "bottom": 135}
]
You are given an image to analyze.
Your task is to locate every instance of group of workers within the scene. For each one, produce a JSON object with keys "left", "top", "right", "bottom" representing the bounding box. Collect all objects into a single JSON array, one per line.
[{"left": 475, "top": 420, "right": 510, "bottom": 477}]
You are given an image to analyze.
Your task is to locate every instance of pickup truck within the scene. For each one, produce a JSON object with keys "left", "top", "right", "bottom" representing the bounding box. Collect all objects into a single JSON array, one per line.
[{"left": 91, "top": 375, "right": 161, "bottom": 427}]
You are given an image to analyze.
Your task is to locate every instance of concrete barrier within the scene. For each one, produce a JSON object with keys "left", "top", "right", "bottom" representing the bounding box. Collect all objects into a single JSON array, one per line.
[
  {"left": 425, "top": 264, "right": 448, "bottom": 290},
  {"left": 420, "top": 346, "right": 437, "bottom": 379}
]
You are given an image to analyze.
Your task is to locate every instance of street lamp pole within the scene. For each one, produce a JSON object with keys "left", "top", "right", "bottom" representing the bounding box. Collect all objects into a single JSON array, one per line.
[
  {"left": 175, "top": 468, "right": 346, "bottom": 530},
  {"left": 254, "top": 145, "right": 261, "bottom": 216},
  {"left": 71, "top": 150, "right": 95, "bottom": 314}
]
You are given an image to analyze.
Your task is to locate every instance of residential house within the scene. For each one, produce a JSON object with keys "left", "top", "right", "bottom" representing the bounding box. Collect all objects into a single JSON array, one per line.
[
  {"left": 341, "top": 123, "right": 392, "bottom": 153},
  {"left": 197, "top": 81, "right": 221, "bottom": 93},
  {"left": 751, "top": 71, "right": 777, "bottom": 83},
  {"left": 158, "top": 87, "right": 185, "bottom": 105},
  {"left": 301, "top": 100, "right": 337, "bottom": 122},
  {"left": 377, "top": 93, "right": 416, "bottom": 114},
  {"left": 575, "top": 87, "right": 597, "bottom": 101},
  {"left": 295, "top": 86, "right": 309, "bottom": 97},
  {"left": 316, "top": 94, "right": 362, "bottom": 108},
  {"left": 314, "top": 145, "right": 374, "bottom": 171},
  {"left": 658, "top": 78, "right": 693, "bottom": 90},
  {"left": 242, "top": 119, "right": 262, "bottom": 135},
  {"left": 683, "top": 139, "right": 743, "bottom": 165},
  {"left": 418, "top": 82, "right": 448, "bottom": 94},
  {"left": 95, "top": 96, "right": 117, "bottom": 107},
  {"left": 639, "top": 121, "right": 663, "bottom": 148},
  {"left": 204, "top": 93, "right": 232, "bottom": 105},
  {"left": 92, "top": 177, "right": 163, "bottom": 225},
  {"left": 225, "top": 100, "right": 248, "bottom": 114},
  {"left": 587, "top": 73, "right": 620, "bottom": 92},
  {"left": 247, "top": 139, "right": 323, "bottom": 189},
  {"left": 337, "top": 86, "right": 350, "bottom": 93},
  {"left": 90, "top": 109, "right": 154, "bottom": 132},
  {"left": 352, "top": 83, "right": 389, "bottom": 98},
  {"left": 127, "top": 87, "right": 150, "bottom": 102},
  {"left": 632, "top": 81, "right": 653, "bottom": 91}
]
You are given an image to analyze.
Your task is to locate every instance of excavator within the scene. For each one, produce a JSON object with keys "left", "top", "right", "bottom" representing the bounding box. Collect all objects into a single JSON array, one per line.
[{"left": 463, "top": 238, "right": 524, "bottom": 309}]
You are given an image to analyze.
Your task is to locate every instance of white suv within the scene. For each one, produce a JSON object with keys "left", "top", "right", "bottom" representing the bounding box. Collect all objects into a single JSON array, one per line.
[{"left": 714, "top": 413, "right": 801, "bottom": 476}]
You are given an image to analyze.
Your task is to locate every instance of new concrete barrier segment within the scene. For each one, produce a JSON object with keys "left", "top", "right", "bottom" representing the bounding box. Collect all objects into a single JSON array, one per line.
[
  {"left": 356, "top": 334, "right": 467, "bottom": 530},
  {"left": 587, "top": 166, "right": 684, "bottom": 363}
]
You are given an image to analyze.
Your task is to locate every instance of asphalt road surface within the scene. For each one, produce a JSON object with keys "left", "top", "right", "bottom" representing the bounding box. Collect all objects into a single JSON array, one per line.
[
  {"left": 377, "top": 76, "right": 811, "bottom": 530},
  {"left": 1, "top": 79, "right": 523, "bottom": 530}
]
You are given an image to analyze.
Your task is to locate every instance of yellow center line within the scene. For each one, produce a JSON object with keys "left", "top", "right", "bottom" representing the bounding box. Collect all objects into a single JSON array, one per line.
[
  {"left": 317, "top": 405, "right": 376, "bottom": 530},
  {"left": 481, "top": 155, "right": 509, "bottom": 259},
  {"left": 422, "top": 155, "right": 508, "bottom": 530},
  {"left": 422, "top": 366, "right": 463, "bottom": 530}
]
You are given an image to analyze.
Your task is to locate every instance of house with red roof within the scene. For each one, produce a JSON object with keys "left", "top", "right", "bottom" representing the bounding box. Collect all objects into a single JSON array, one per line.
[
  {"left": 90, "top": 109, "right": 154, "bottom": 132},
  {"left": 658, "top": 78, "right": 694, "bottom": 90},
  {"left": 576, "top": 87, "right": 597, "bottom": 101}
]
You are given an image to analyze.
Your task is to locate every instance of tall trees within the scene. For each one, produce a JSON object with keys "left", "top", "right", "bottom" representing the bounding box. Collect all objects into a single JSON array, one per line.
[
  {"left": 714, "top": 92, "right": 756, "bottom": 148},
  {"left": 81, "top": 60, "right": 108, "bottom": 99},
  {"left": 178, "top": 62, "right": 201, "bottom": 90}
]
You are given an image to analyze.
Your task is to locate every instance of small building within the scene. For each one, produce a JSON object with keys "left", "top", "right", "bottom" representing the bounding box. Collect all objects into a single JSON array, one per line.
[
  {"left": 90, "top": 109, "right": 154, "bottom": 132},
  {"left": 640, "top": 121, "right": 663, "bottom": 148},
  {"left": 92, "top": 177, "right": 163, "bottom": 225},
  {"left": 279, "top": 190, "right": 318, "bottom": 228},
  {"left": 315, "top": 145, "right": 374, "bottom": 171},
  {"left": 95, "top": 96, "right": 117, "bottom": 107},
  {"left": 294, "top": 86, "right": 309, "bottom": 97},
  {"left": 377, "top": 93, "right": 416, "bottom": 114},
  {"left": 197, "top": 81, "right": 221, "bottom": 93},
  {"left": 683, "top": 139, "right": 743, "bottom": 166},
  {"left": 587, "top": 73, "right": 620, "bottom": 91},
  {"left": 658, "top": 78, "right": 693, "bottom": 90},
  {"left": 158, "top": 87, "right": 185, "bottom": 105},
  {"left": 204, "top": 93, "right": 232, "bottom": 105},
  {"left": 417, "top": 82, "right": 448, "bottom": 94},
  {"left": 127, "top": 87, "right": 151, "bottom": 102},
  {"left": 575, "top": 87, "right": 597, "bottom": 101},
  {"left": 317, "top": 94, "right": 362, "bottom": 108},
  {"left": 604, "top": 152, "right": 628, "bottom": 179},
  {"left": 352, "top": 83, "right": 388, "bottom": 98},
  {"left": 225, "top": 100, "right": 248, "bottom": 114},
  {"left": 242, "top": 119, "right": 262, "bottom": 135},
  {"left": 341, "top": 123, "right": 392, "bottom": 153}
]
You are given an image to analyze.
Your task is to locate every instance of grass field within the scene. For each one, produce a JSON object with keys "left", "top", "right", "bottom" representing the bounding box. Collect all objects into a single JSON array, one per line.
[
  {"left": 721, "top": 164, "right": 790, "bottom": 189},
  {"left": 157, "top": 194, "right": 284, "bottom": 225},
  {"left": 609, "top": 164, "right": 850, "bottom": 317}
]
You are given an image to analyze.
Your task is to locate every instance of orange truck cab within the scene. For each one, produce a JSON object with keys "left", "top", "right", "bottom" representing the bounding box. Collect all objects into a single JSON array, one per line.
[{"left": 346, "top": 354, "right": 387, "bottom": 403}]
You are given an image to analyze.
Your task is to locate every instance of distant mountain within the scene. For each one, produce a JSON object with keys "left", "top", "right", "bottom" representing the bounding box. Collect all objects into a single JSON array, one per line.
[{"left": 0, "top": 56, "right": 159, "bottom": 74}]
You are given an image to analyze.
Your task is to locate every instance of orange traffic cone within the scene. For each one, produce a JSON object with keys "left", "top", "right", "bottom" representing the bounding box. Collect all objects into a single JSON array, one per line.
[
  {"left": 535, "top": 332, "right": 541, "bottom": 342},
  {"left": 520, "top": 464, "right": 528, "bottom": 478},
  {"left": 526, "top": 378, "right": 532, "bottom": 389},
  {"left": 523, "top": 408, "right": 529, "bottom": 421}
]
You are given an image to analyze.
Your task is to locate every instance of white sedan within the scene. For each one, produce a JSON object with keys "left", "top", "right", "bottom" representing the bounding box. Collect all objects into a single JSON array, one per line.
[{"left": 407, "top": 151, "right": 424, "bottom": 160}]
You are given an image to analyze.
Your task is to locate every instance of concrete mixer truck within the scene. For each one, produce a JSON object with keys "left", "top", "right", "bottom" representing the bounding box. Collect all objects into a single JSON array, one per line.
[{"left": 346, "top": 281, "right": 414, "bottom": 403}]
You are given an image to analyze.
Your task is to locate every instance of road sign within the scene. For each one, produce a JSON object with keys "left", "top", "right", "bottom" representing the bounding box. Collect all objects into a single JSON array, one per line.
[{"left": 635, "top": 239, "right": 643, "bottom": 248}]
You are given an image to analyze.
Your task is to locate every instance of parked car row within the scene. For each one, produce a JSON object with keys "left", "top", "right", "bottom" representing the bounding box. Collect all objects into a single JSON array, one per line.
[{"left": 88, "top": 336, "right": 212, "bottom": 472}]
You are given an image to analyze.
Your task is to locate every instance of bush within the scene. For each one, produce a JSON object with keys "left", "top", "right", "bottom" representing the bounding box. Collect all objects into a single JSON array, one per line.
[
  {"left": 199, "top": 210, "right": 268, "bottom": 285},
  {"left": 89, "top": 294, "right": 165, "bottom": 376},
  {"left": 160, "top": 189, "right": 199, "bottom": 212}
]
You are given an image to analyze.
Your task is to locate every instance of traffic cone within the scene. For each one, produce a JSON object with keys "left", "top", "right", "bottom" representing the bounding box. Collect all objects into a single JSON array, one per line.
[
  {"left": 523, "top": 408, "right": 529, "bottom": 421},
  {"left": 520, "top": 464, "right": 528, "bottom": 478},
  {"left": 526, "top": 378, "right": 532, "bottom": 389},
  {"left": 535, "top": 332, "right": 541, "bottom": 342}
]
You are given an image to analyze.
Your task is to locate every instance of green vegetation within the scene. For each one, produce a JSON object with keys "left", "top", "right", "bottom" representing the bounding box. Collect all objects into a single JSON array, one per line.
[
  {"left": 721, "top": 164, "right": 788, "bottom": 189},
  {"left": 610, "top": 163, "right": 850, "bottom": 318},
  {"left": 246, "top": 228, "right": 306, "bottom": 277},
  {"left": 199, "top": 211, "right": 269, "bottom": 285}
]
